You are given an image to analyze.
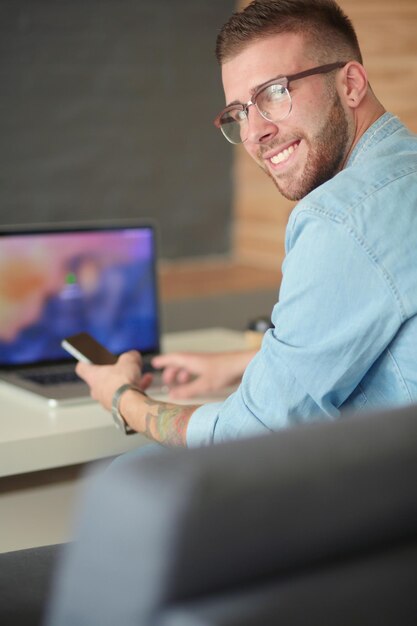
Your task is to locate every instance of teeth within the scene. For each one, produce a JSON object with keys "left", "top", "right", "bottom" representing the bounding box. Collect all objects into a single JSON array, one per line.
[{"left": 270, "top": 143, "right": 297, "bottom": 165}]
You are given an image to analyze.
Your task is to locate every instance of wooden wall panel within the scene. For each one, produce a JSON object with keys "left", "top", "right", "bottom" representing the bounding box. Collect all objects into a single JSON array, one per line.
[{"left": 232, "top": 0, "right": 417, "bottom": 269}]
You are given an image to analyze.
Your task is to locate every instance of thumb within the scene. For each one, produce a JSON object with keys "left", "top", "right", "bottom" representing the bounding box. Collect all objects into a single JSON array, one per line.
[{"left": 76, "top": 360, "right": 96, "bottom": 382}]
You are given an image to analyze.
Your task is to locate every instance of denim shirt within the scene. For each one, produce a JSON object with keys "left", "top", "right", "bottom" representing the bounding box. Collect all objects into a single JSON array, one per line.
[{"left": 187, "top": 113, "right": 417, "bottom": 446}]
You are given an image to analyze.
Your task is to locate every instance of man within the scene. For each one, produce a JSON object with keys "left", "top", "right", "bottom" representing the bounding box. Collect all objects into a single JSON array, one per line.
[{"left": 77, "top": 0, "right": 417, "bottom": 447}]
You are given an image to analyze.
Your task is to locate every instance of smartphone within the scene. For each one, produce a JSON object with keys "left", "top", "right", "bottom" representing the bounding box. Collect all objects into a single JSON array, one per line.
[{"left": 61, "top": 332, "right": 118, "bottom": 365}]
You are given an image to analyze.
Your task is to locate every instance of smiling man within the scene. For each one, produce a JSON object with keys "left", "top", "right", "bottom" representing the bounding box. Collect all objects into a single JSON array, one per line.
[
  {"left": 217, "top": 39, "right": 355, "bottom": 201},
  {"left": 77, "top": 0, "right": 417, "bottom": 448}
]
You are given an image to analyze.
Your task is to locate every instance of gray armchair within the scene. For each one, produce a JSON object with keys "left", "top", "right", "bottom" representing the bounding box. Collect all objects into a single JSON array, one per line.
[
  {"left": 45, "top": 403, "right": 417, "bottom": 625},
  {"left": 2, "top": 403, "right": 417, "bottom": 625}
]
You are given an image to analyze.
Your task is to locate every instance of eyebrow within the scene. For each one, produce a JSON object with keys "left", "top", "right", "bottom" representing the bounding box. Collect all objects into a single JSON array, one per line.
[
  {"left": 251, "top": 74, "right": 286, "bottom": 95},
  {"left": 225, "top": 98, "right": 243, "bottom": 107},
  {"left": 225, "top": 74, "right": 287, "bottom": 108}
]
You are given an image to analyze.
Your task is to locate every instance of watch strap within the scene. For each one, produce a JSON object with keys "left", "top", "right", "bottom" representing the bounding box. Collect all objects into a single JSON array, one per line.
[{"left": 111, "top": 383, "right": 143, "bottom": 435}]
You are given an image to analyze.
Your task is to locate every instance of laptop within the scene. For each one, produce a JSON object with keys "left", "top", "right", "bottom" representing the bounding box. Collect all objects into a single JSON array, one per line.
[{"left": 0, "top": 222, "right": 161, "bottom": 406}]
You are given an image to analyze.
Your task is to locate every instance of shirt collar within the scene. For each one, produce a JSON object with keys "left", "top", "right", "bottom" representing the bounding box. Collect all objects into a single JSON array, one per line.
[{"left": 346, "top": 112, "right": 402, "bottom": 167}]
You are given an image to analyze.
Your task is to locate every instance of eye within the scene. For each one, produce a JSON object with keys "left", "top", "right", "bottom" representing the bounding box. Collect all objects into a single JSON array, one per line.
[
  {"left": 263, "top": 84, "right": 287, "bottom": 103},
  {"left": 235, "top": 109, "right": 247, "bottom": 122},
  {"left": 221, "top": 108, "right": 246, "bottom": 126}
]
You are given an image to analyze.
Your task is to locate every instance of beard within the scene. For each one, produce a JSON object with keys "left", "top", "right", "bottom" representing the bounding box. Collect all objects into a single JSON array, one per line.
[{"left": 258, "top": 91, "right": 351, "bottom": 201}]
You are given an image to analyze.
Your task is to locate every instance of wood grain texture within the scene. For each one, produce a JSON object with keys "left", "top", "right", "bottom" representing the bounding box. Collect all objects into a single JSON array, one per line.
[
  {"left": 159, "top": 258, "right": 281, "bottom": 300},
  {"left": 161, "top": 1, "right": 416, "bottom": 301}
]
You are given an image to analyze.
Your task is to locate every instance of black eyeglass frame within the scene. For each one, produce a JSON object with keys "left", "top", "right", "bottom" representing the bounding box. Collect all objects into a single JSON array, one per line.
[{"left": 214, "top": 61, "right": 348, "bottom": 140}]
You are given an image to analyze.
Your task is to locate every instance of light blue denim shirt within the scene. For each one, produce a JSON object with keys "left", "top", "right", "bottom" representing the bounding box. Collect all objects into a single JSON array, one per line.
[{"left": 187, "top": 113, "right": 417, "bottom": 447}]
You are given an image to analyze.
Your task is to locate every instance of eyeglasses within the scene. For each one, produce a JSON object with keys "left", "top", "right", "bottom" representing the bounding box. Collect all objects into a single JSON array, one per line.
[{"left": 214, "top": 61, "right": 347, "bottom": 144}]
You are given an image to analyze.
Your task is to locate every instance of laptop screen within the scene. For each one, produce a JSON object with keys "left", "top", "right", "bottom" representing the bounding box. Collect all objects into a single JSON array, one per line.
[{"left": 0, "top": 224, "right": 160, "bottom": 367}]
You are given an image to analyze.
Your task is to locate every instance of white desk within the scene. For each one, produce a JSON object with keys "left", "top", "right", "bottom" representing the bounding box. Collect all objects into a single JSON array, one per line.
[
  {"left": 0, "top": 328, "right": 246, "bottom": 478},
  {"left": 0, "top": 328, "right": 246, "bottom": 552}
]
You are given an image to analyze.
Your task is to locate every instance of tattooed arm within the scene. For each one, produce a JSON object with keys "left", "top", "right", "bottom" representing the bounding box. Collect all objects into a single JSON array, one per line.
[
  {"left": 118, "top": 388, "right": 199, "bottom": 447},
  {"left": 76, "top": 351, "right": 200, "bottom": 447}
]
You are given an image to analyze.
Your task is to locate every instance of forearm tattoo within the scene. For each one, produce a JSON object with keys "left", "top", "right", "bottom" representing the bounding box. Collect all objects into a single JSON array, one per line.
[{"left": 142, "top": 396, "right": 197, "bottom": 447}]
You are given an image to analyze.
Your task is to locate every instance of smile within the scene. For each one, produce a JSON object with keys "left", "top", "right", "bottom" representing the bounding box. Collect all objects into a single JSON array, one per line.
[{"left": 269, "top": 141, "right": 300, "bottom": 165}]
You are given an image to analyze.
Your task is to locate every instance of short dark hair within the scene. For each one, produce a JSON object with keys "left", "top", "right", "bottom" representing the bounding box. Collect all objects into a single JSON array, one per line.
[{"left": 216, "top": 0, "right": 363, "bottom": 65}]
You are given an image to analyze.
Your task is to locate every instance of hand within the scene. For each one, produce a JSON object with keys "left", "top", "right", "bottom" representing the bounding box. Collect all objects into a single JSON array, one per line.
[
  {"left": 76, "top": 351, "right": 153, "bottom": 411},
  {"left": 151, "top": 350, "right": 256, "bottom": 400}
]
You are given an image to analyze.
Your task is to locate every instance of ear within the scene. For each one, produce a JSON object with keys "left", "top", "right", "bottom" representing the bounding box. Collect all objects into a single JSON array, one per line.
[{"left": 338, "top": 61, "right": 368, "bottom": 109}]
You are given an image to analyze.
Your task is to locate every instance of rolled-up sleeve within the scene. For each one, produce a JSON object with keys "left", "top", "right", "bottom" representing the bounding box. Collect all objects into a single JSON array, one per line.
[{"left": 186, "top": 402, "right": 223, "bottom": 447}]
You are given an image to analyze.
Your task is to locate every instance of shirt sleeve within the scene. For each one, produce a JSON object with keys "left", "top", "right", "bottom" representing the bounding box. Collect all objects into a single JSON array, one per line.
[{"left": 187, "top": 208, "right": 405, "bottom": 447}]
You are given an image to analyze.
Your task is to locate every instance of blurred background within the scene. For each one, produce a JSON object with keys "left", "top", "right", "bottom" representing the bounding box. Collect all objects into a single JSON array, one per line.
[{"left": 1, "top": 0, "right": 416, "bottom": 332}]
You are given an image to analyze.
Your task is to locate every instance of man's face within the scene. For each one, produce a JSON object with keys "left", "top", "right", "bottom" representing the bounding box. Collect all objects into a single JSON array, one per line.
[{"left": 221, "top": 33, "right": 354, "bottom": 201}]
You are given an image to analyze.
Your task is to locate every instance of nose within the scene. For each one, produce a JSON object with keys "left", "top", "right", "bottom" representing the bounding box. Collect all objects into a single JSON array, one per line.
[{"left": 246, "top": 105, "right": 279, "bottom": 144}]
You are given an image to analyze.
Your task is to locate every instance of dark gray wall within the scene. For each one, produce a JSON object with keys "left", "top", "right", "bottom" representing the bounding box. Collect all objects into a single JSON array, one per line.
[{"left": 0, "top": 0, "right": 234, "bottom": 259}]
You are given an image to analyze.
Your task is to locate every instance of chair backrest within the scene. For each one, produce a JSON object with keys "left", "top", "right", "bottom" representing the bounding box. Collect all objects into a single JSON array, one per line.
[{"left": 45, "top": 404, "right": 417, "bottom": 626}]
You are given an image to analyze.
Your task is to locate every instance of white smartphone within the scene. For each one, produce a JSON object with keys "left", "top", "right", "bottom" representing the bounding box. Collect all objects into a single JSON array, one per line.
[{"left": 61, "top": 332, "right": 118, "bottom": 365}]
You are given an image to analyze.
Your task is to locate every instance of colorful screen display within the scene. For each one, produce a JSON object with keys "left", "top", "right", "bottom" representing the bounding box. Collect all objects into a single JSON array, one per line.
[{"left": 0, "top": 226, "right": 159, "bottom": 366}]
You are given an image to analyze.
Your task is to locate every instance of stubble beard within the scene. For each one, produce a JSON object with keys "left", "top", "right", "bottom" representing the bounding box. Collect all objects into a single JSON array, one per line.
[{"left": 260, "top": 92, "right": 351, "bottom": 202}]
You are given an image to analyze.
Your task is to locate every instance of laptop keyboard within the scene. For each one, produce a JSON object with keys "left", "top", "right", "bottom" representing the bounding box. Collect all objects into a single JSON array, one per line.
[
  {"left": 19, "top": 358, "right": 158, "bottom": 387},
  {"left": 21, "top": 367, "right": 80, "bottom": 386}
]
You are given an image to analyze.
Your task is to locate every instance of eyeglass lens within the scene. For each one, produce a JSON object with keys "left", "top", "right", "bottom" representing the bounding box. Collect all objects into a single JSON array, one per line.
[{"left": 220, "top": 83, "right": 291, "bottom": 144}]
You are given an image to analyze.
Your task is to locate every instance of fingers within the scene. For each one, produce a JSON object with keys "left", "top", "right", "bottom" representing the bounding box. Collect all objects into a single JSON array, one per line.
[
  {"left": 152, "top": 354, "right": 194, "bottom": 386},
  {"left": 118, "top": 350, "right": 143, "bottom": 366},
  {"left": 177, "top": 368, "right": 192, "bottom": 384},
  {"left": 152, "top": 353, "right": 190, "bottom": 370},
  {"left": 168, "top": 377, "right": 209, "bottom": 400},
  {"left": 74, "top": 350, "right": 149, "bottom": 412},
  {"left": 139, "top": 372, "right": 153, "bottom": 391},
  {"left": 159, "top": 366, "right": 193, "bottom": 387},
  {"left": 152, "top": 352, "right": 214, "bottom": 398},
  {"left": 75, "top": 351, "right": 143, "bottom": 388}
]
